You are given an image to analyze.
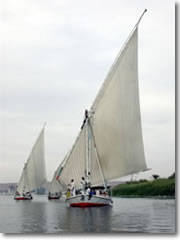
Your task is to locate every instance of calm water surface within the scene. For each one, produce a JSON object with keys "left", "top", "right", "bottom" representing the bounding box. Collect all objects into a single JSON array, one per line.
[{"left": 0, "top": 195, "right": 175, "bottom": 233}]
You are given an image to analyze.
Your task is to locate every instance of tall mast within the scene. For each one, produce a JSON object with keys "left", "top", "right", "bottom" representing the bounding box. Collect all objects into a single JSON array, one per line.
[
  {"left": 88, "top": 115, "right": 107, "bottom": 190},
  {"left": 85, "top": 120, "right": 89, "bottom": 179},
  {"left": 84, "top": 109, "right": 91, "bottom": 181},
  {"left": 88, "top": 119, "right": 91, "bottom": 178}
]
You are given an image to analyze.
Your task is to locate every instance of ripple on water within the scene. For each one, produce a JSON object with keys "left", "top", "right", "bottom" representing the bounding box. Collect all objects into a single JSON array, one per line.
[{"left": 0, "top": 195, "right": 176, "bottom": 233}]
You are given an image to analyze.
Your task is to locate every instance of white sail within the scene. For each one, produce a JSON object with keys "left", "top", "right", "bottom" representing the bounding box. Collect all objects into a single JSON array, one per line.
[
  {"left": 16, "top": 166, "right": 27, "bottom": 193},
  {"left": 57, "top": 13, "right": 148, "bottom": 189},
  {"left": 49, "top": 169, "right": 64, "bottom": 194},
  {"left": 57, "top": 124, "right": 106, "bottom": 190},
  {"left": 56, "top": 128, "right": 86, "bottom": 190},
  {"left": 90, "top": 26, "right": 147, "bottom": 181},
  {"left": 17, "top": 127, "right": 47, "bottom": 194}
]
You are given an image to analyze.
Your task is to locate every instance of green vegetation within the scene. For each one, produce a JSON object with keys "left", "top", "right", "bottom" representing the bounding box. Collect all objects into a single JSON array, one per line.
[{"left": 112, "top": 174, "right": 175, "bottom": 198}]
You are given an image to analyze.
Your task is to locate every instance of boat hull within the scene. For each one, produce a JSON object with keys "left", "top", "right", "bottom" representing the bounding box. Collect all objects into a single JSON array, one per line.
[
  {"left": 14, "top": 195, "right": 32, "bottom": 200},
  {"left": 48, "top": 192, "right": 61, "bottom": 200},
  {"left": 66, "top": 194, "right": 112, "bottom": 207},
  {"left": 48, "top": 196, "right": 60, "bottom": 200}
]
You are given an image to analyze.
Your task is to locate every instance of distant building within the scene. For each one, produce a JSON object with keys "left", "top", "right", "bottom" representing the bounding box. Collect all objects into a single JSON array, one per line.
[{"left": 0, "top": 183, "right": 17, "bottom": 195}]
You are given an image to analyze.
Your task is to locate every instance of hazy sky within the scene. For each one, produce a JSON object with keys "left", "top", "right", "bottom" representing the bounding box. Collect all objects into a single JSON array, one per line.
[{"left": 0, "top": 0, "right": 175, "bottom": 183}]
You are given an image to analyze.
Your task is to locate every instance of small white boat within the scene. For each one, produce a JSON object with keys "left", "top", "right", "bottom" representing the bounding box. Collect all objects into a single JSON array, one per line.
[
  {"left": 48, "top": 157, "right": 67, "bottom": 200},
  {"left": 14, "top": 192, "right": 33, "bottom": 200}
]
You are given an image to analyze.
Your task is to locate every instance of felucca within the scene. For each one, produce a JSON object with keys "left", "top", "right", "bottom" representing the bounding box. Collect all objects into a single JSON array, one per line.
[
  {"left": 55, "top": 9, "right": 148, "bottom": 207},
  {"left": 14, "top": 125, "right": 47, "bottom": 200}
]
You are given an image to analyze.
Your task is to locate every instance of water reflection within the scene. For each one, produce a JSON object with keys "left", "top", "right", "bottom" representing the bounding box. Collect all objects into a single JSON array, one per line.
[
  {"left": 61, "top": 206, "right": 113, "bottom": 233},
  {"left": 45, "top": 199, "right": 67, "bottom": 233},
  {"left": 110, "top": 198, "right": 175, "bottom": 233},
  {"left": 18, "top": 197, "right": 48, "bottom": 233},
  {"left": 44, "top": 199, "right": 113, "bottom": 233},
  {"left": 110, "top": 198, "right": 152, "bottom": 232},
  {"left": 0, "top": 196, "right": 175, "bottom": 233}
]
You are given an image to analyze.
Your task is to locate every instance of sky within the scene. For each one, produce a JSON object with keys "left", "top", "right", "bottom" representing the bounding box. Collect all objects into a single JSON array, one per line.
[{"left": 0, "top": 0, "right": 175, "bottom": 183}]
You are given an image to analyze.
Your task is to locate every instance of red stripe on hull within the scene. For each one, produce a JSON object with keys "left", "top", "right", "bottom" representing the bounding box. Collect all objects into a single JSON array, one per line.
[
  {"left": 70, "top": 202, "right": 109, "bottom": 207},
  {"left": 14, "top": 197, "right": 32, "bottom": 200}
]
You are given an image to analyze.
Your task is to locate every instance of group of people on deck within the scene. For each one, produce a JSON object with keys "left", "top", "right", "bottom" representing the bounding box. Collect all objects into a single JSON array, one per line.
[
  {"left": 67, "top": 177, "right": 89, "bottom": 197},
  {"left": 66, "top": 172, "right": 108, "bottom": 198}
]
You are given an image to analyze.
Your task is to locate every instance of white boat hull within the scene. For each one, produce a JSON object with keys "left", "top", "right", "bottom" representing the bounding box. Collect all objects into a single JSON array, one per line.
[{"left": 66, "top": 194, "right": 112, "bottom": 207}]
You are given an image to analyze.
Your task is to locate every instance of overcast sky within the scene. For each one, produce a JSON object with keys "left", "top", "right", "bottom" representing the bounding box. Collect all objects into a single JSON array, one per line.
[{"left": 0, "top": 0, "right": 175, "bottom": 183}]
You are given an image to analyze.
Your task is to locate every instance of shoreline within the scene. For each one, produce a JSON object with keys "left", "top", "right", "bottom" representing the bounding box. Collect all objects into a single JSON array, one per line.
[
  {"left": 112, "top": 177, "right": 175, "bottom": 199},
  {"left": 112, "top": 195, "right": 175, "bottom": 199}
]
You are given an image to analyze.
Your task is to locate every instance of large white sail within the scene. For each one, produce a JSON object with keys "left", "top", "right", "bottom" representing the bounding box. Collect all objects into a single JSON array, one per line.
[
  {"left": 17, "top": 127, "right": 47, "bottom": 194},
  {"left": 57, "top": 12, "right": 147, "bottom": 189},
  {"left": 90, "top": 27, "right": 147, "bottom": 181}
]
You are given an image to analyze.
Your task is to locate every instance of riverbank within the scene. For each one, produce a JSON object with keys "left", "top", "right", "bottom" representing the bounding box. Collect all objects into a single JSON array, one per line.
[{"left": 112, "top": 177, "right": 175, "bottom": 198}]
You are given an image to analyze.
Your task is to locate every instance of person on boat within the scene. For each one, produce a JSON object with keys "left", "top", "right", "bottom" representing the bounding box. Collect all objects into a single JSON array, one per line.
[
  {"left": 86, "top": 171, "right": 91, "bottom": 188},
  {"left": 87, "top": 187, "right": 94, "bottom": 200},
  {"left": 22, "top": 187, "right": 26, "bottom": 196},
  {"left": 81, "top": 177, "right": 86, "bottom": 194},
  {"left": 96, "top": 189, "right": 100, "bottom": 195},
  {"left": 86, "top": 187, "right": 91, "bottom": 200},
  {"left": 66, "top": 184, "right": 71, "bottom": 198},
  {"left": 92, "top": 189, "right": 96, "bottom": 195},
  {"left": 70, "top": 179, "right": 75, "bottom": 196}
]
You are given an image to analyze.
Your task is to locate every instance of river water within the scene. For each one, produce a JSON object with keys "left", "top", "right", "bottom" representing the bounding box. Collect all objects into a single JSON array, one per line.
[{"left": 0, "top": 195, "right": 175, "bottom": 233}]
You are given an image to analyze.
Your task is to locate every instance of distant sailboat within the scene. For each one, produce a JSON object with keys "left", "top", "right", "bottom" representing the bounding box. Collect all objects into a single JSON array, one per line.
[
  {"left": 48, "top": 170, "right": 62, "bottom": 200},
  {"left": 55, "top": 10, "right": 148, "bottom": 207},
  {"left": 48, "top": 153, "right": 69, "bottom": 200},
  {"left": 14, "top": 126, "right": 47, "bottom": 200}
]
